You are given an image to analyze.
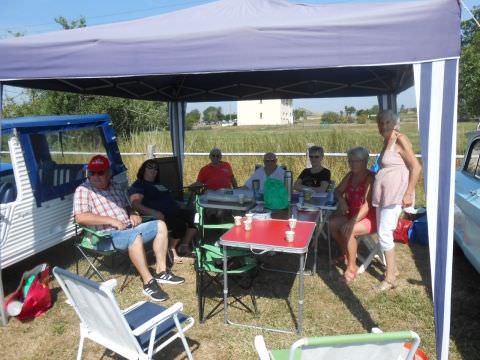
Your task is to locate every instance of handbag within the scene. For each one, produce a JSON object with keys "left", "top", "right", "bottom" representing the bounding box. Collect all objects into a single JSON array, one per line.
[{"left": 393, "top": 218, "right": 412, "bottom": 244}]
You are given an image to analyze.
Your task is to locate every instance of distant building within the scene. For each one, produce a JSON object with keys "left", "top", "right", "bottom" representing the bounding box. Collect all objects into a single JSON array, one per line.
[{"left": 237, "top": 99, "right": 293, "bottom": 126}]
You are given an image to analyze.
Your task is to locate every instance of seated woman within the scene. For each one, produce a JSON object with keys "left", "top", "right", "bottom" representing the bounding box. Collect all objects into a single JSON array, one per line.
[
  {"left": 294, "top": 145, "right": 331, "bottom": 193},
  {"left": 330, "top": 146, "right": 377, "bottom": 283},
  {"left": 129, "top": 159, "right": 197, "bottom": 264}
]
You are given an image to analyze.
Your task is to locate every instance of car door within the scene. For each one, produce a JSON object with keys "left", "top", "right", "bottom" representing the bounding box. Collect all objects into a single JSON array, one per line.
[{"left": 455, "top": 133, "right": 480, "bottom": 272}]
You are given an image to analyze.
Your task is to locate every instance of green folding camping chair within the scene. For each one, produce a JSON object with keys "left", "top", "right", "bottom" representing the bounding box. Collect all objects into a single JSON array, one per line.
[
  {"left": 194, "top": 195, "right": 258, "bottom": 323},
  {"left": 255, "top": 330, "right": 421, "bottom": 360}
]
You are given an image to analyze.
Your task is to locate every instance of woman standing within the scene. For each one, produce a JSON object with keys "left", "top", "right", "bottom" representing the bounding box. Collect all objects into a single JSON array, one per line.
[
  {"left": 330, "top": 147, "right": 376, "bottom": 283},
  {"left": 373, "top": 110, "right": 421, "bottom": 291}
]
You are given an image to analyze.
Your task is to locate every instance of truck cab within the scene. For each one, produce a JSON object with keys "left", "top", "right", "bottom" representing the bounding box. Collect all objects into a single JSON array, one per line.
[{"left": 0, "top": 114, "right": 126, "bottom": 269}]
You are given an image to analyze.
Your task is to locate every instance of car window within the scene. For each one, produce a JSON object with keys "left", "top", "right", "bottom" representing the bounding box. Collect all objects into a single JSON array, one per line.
[{"left": 464, "top": 139, "right": 480, "bottom": 179}]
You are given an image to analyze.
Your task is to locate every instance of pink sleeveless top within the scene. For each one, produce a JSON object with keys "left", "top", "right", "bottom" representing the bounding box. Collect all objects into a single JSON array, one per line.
[
  {"left": 372, "top": 136, "right": 409, "bottom": 207},
  {"left": 345, "top": 171, "right": 375, "bottom": 220}
]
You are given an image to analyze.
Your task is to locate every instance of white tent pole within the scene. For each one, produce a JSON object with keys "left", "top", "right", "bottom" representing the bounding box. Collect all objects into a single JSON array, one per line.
[{"left": 0, "top": 81, "right": 7, "bottom": 327}]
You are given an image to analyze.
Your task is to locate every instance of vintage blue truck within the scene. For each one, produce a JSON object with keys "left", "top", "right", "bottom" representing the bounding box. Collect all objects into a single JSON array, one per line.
[{"left": 0, "top": 114, "right": 127, "bottom": 270}]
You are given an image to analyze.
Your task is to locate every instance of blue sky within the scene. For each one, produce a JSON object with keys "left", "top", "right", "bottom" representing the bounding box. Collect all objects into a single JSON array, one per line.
[{"left": 1, "top": 0, "right": 478, "bottom": 113}]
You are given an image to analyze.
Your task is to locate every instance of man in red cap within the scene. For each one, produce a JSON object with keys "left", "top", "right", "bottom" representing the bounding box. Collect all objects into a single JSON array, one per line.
[{"left": 74, "top": 155, "right": 184, "bottom": 302}]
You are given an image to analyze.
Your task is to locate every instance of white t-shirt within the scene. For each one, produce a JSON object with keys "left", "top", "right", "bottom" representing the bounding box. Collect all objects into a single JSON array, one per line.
[{"left": 244, "top": 166, "right": 286, "bottom": 193}]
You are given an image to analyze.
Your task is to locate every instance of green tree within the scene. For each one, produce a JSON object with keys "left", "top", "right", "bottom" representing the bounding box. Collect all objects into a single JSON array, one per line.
[
  {"left": 185, "top": 109, "right": 201, "bottom": 130},
  {"left": 54, "top": 16, "right": 86, "bottom": 30},
  {"left": 202, "top": 106, "right": 223, "bottom": 123},
  {"left": 293, "top": 108, "right": 307, "bottom": 123},
  {"left": 321, "top": 111, "right": 341, "bottom": 124}
]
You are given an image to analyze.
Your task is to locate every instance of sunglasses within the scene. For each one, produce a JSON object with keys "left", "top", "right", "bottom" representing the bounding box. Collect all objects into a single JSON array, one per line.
[
  {"left": 88, "top": 170, "right": 106, "bottom": 177},
  {"left": 210, "top": 154, "right": 221, "bottom": 158},
  {"left": 146, "top": 164, "right": 159, "bottom": 171},
  {"left": 264, "top": 159, "right": 276, "bottom": 162},
  {"left": 309, "top": 155, "right": 322, "bottom": 159}
]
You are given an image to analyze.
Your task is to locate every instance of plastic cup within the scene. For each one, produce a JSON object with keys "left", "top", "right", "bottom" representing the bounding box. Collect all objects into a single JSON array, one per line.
[
  {"left": 244, "top": 220, "right": 252, "bottom": 231},
  {"left": 288, "top": 218, "right": 297, "bottom": 229},
  {"left": 234, "top": 216, "right": 243, "bottom": 226},
  {"left": 238, "top": 193, "right": 245, "bottom": 205},
  {"left": 245, "top": 213, "right": 254, "bottom": 222},
  {"left": 285, "top": 230, "right": 295, "bottom": 242}
]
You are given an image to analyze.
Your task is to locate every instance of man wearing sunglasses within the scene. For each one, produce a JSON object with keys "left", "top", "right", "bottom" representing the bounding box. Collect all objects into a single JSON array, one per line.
[
  {"left": 192, "top": 147, "right": 238, "bottom": 190},
  {"left": 74, "top": 155, "right": 184, "bottom": 302},
  {"left": 244, "top": 152, "right": 285, "bottom": 193}
]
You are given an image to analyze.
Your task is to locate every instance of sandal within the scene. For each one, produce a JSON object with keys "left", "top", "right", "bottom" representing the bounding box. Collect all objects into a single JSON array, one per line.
[
  {"left": 375, "top": 279, "right": 398, "bottom": 292},
  {"left": 342, "top": 269, "right": 357, "bottom": 284}
]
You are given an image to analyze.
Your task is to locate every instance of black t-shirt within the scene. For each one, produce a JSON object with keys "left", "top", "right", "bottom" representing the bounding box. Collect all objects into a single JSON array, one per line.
[
  {"left": 128, "top": 179, "right": 178, "bottom": 217},
  {"left": 297, "top": 168, "right": 331, "bottom": 187}
]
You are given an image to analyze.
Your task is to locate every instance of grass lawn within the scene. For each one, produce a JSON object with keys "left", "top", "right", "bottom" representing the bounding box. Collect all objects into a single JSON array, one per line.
[
  {"left": 1, "top": 121, "right": 479, "bottom": 359},
  {"left": 1, "top": 230, "right": 479, "bottom": 359}
]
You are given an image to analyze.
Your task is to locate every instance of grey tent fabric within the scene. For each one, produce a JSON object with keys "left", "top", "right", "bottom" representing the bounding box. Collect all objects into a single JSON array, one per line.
[
  {"left": 168, "top": 101, "right": 186, "bottom": 180},
  {"left": 0, "top": 1, "right": 462, "bottom": 359},
  {"left": 0, "top": 0, "right": 459, "bottom": 102}
]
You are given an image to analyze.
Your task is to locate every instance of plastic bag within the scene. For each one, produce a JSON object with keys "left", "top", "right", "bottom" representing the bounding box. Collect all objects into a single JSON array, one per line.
[
  {"left": 393, "top": 218, "right": 412, "bottom": 244},
  {"left": 4, "top": 263, "right": 52, "bottom": 321},
  {"left": 409, "top": 215, "right": 428, "bottom": 246},
  {"left": 263, "top": 177, "right": 288, "bottom": 210}
]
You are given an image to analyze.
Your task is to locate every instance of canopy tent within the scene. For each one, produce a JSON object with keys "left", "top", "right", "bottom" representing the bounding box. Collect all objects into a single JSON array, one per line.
[{"left": 0, "top": 0, "right": 460, "bottom": 358}]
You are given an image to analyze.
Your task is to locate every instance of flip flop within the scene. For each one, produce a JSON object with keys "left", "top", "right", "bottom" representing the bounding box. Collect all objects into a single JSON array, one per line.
[{"left": 374, "top": 279, "right": 398, "bottom": 292}]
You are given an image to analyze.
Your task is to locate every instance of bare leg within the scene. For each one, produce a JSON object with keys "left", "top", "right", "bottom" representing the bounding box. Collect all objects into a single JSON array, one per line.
[
  {"left": 330, "top": 216, "right": 348, "bottom": 259},
  {"left": 169, "top": 238, "right": 181, "bottom": 259},
  {"left": 153, "top": 220, "right": 169, "bottom": 274},
  {"left": 128, "top": 236, "right": 152, "bottom": 284},
  {"left": 384, "top": 249, "right": 397, "bottom": 285}
]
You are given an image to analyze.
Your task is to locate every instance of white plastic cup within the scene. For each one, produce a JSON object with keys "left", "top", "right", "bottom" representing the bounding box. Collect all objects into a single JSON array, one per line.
[
  {"left": 234, "top": 216, "right": 243, "bottom": 226},
  {"left": 285, "top": 230, "right": 295, "bottom": 242},
  {"left": 245, "top": 213, "right": 254, "bottom": 222},
  {"left": 238, "top": 193, "right": 245, "bottom": 205},
  {"left": 244, "top": 220, "right": 252, "bottom": 231},
  {"left": 288, "top": 218, "right": 297, "bottom": 229}
]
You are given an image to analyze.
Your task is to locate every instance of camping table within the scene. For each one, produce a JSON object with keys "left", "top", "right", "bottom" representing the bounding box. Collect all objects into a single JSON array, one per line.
[
  {"left": 296, "top": 201, "right": 337, "bottom": 274},
  {"left": 219, "top": 219, "right": 316, "bottom": 334}
]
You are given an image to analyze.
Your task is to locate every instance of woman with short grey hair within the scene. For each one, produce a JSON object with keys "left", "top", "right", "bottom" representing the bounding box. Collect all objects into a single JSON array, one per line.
[
  {"left": 372, "top": 110, "right": 421, "bottom": 291},
  {"left": 330, "top": 146, "right": 376, "bottom": 283}
]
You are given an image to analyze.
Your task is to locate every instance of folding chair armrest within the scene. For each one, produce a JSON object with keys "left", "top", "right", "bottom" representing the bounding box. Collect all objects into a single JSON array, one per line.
[
  {"left": 254, "top": 335, "right": 270, "bottom": 360},
  {"left": 79, "top": 225, "right": 111, "bottom": 238},
  {"left": 131, "top": 302, "right": 184, "bottom": 336},
  {"left": 100, "top": 278, "right": 118, "bottom": 291},
  {"left": 203, "top": 223, "right": 234, "bottom": 230}
]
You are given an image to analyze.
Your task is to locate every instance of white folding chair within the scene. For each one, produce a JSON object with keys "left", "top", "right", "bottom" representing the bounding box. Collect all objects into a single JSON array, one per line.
[
  {"left": 53, "top": 267, "right": 194, "bottom": 360},
  {"left": 356, "top": 234, "right": 386, "bottom": 274},
  {"left": 255, "top": 330, "right": 421, "bottom": 360}
]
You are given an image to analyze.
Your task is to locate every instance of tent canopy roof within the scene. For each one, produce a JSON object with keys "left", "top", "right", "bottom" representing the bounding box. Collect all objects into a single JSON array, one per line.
[{"left": 0, "top": 0, "right": 460, "bottom": 101}]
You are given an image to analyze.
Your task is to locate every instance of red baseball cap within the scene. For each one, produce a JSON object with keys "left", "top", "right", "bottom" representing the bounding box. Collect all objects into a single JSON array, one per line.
[{"left": 87, "top": 155, "right": 110, "bottom": 172}]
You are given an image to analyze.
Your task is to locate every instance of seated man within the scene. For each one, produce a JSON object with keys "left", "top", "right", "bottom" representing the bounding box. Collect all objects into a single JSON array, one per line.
[
  {"left": 192, "top": 147, "right": 238, "bottom": 190},
  {"left": 74, "top": 155, "right": 184, "bottom": 302},
  {"left": 244, "top": 152, "right": 285, "bottom": 193}
]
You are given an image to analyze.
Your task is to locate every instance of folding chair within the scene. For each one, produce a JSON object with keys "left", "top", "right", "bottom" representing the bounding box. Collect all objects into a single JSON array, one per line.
[
  {"left": 53, "top": 267, "right": 194, "bottom": 360},
  {"left": 194, "top": 196, "right": 258, "bottom": 323},
  {"left": 356, "top": 234, "right": 386, "bottom": 274},
  {"left": 255, "top": 330, "right": 421, "bottom": 360},
  {"left": 74, "top": 224, "right": 133, "bottom": 291}
]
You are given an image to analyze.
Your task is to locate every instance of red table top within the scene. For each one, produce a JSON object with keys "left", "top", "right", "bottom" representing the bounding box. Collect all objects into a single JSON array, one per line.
[{"left": 219, "top": 219, "right": 316, "bottom": 254}]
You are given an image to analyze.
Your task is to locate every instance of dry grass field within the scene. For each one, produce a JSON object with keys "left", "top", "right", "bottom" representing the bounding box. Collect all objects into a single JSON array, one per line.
[{"left": 1, "top": 121, "right": 479, "bottom": 359}]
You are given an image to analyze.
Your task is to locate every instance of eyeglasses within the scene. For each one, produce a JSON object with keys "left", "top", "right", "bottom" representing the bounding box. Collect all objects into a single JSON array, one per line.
[
  {"left": 88, "top": 170, "right": 106, "bottom": 177},
  {"left": 264, "top": 159, "right": 276, "bottom": 162},
  {"left": 210, "top": 154, "right": 221, "bottom": 158},
  {"left": 146, "top": 164, "right": 159, "bottom": 171},
  {"left": 309, "top": 155, "right": 321, "bottom": 159}
]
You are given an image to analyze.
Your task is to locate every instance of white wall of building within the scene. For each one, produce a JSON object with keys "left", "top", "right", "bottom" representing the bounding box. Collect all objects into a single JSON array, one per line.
[{"left": 237, "top": 99, "right": 293, "bottom": 126}]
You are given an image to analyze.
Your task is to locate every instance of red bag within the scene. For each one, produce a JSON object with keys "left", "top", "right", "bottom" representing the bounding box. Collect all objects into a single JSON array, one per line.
[
  {"left": 393, "top": 218, "right": 412, "bottom": 244},
  {"left": 4, "top": 263, "right": 52, "bottom": 321}
]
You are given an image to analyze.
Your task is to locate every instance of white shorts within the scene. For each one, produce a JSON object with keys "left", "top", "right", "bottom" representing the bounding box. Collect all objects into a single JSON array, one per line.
[{"left": 376, "top": 204, "right": 402, "bottom": 251}]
